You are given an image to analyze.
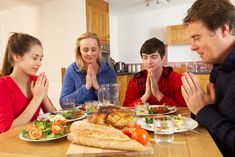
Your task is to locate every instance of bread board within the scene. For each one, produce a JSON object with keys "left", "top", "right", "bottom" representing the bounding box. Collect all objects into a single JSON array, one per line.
[{"left": 66, "top": 142, "right": 153, "bottom": 157}]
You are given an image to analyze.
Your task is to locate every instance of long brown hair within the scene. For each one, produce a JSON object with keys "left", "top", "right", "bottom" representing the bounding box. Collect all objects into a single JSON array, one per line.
[
  {"left": 2, "top": 33, "right": 42, "bottom": 76},
  {"left": 75, "top": 32, "right": 101, "bottom": 71}
]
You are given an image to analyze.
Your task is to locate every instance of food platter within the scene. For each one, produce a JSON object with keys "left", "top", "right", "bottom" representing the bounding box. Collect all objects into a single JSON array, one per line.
[
  {"left": 137, "top": 116, "right": 198, "bottom": 133},
  {"left": 148, "top": 105, "right": 177, "bottom": 115},
  {"left": 19, "top": 133, "right": 68, "bottom": 142},
  {"left": 148, "top": 106, "right": 177, "bottom": 115},
  {"left": 37, "top": 110, "right": 87, "bottom": 122},
  {"left": 135, "top": 105, "right": 177, "bottom": 116},
  {"left": 19, "top": 120, "right": 70, "bottom": 142}
]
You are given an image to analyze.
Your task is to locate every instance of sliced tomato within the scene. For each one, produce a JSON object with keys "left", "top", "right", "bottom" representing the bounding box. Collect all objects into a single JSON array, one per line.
[
  {"left": 27, "top": 125, "right": 43, "bottom": 140},
  {"left": 51, "top": 122, "right": 64, "bottom": 134},
  {"left": 131, "top": 128, "right": 149, "bottom": 145},
  {"left": 127, "top": 123, "right": 141, "bottom": 129}
]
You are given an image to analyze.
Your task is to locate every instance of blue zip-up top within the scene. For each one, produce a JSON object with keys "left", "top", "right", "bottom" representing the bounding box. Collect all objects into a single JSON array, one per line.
[{"left": 60, "top": 62, "right": 116, "bottom": 107}]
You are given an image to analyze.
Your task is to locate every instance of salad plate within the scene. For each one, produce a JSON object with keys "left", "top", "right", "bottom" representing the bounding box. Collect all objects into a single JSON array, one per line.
[
  {"left": 19, "top": 120, "right": 70, "bottom": 142},
  {"left": 37, "top": 110, "right": 87, "bottom": 122},
  {"left": 135, "top": 105, "right": 177, "bottom": 116},
  {"left": 19, "top": 133, "right": 68, "bottom": 142},
  {"left": 137, "top": 116, "right": 198, "bottom": 133}
]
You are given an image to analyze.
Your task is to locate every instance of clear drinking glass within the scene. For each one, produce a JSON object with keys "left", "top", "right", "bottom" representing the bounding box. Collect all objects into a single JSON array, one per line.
[
  {"left": 135, "top": 102, "right": 149, "bottom": 116},
  {"left": 62, "top": 98, "right": 75, "bottom": 110},
  {"left": 153, "top": 115, "right": 174, "bottom": 144},
  {"left": 98, "top": 83, "right": 120, "bottom": 106}
]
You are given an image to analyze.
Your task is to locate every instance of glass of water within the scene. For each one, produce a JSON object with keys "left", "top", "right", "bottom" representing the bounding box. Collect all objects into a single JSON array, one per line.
[
  {"left": 62, "top": 98, "right": 75, "bottom": 110},
  {"left": 153, "top": 115, "right": 174, "bottom": 144},
  {"left": 135, "top": 102, "right": 149, "bottom": 116}
]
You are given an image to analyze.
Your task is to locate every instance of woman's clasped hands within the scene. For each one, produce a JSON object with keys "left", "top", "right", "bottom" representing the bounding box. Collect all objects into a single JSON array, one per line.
[{"left": 86, "top": 64, "right": 100, "bottom": 90}]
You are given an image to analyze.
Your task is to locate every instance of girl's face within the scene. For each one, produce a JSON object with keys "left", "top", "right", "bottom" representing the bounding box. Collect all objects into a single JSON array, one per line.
[
  {"left": 79, "top": 38, "right": 99, "bottom": 65},
  {"left": 16, "top": 45, "right": 43, "bottom": 76}
]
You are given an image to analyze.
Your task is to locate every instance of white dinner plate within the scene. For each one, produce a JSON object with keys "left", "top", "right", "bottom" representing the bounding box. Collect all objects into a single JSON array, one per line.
[
  {"left": 137, "top": 117, "right": 198, "bottom": 133},
  {"left": 37, "top": 110, "right": 87, "bottom": 123},
  {"left": 19, "top": 133, "right": 68, "bottom": 142}
]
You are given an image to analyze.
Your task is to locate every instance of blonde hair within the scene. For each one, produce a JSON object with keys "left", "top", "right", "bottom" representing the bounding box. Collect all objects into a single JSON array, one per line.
[{"left": 75, "top": 32, "right": 101, "bottom": 71}]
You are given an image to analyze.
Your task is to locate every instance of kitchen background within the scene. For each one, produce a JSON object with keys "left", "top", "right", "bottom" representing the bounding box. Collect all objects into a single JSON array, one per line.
[{"left": 0, "top": 0, "right": 232, "bottom": 108}]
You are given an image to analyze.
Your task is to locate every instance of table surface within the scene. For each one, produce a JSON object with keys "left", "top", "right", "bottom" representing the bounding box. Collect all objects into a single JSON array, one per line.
[{"left": 0, "top": 108, "right": 223, "bottom": 157}]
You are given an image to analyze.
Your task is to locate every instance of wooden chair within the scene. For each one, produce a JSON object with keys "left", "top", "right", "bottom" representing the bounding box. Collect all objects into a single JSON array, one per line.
[{"left": 61, "top": 67, "right": 66, "bottom": 84}]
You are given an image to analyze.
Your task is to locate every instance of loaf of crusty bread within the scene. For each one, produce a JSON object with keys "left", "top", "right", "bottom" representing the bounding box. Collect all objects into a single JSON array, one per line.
[{"left": 67, "top": 121, "right": 147, "bottom": 151}]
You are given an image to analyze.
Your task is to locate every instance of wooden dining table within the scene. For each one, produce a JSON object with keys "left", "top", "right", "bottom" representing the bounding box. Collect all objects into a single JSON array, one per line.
[{"left": 0, "top": 107, "right": 223, "bottom": 157}]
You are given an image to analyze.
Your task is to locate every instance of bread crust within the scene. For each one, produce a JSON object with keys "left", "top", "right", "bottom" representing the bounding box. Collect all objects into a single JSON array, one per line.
[{"left": 68, "top": 121, "right": 147, "bottom": 151}]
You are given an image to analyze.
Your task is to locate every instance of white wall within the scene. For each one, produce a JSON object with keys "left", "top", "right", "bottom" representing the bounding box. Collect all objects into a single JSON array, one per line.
[
  {"left": 0, "top": 6, "right": 40, "bottom": 66},
  {"left": 110, "top": 4, "right": 201, "bottom": 63},
  {"left": 39, "top": 0, "right": 86, "bottom": 109},
  {"left": 0, "top": 0, "right": 87, "bottom": 109}
]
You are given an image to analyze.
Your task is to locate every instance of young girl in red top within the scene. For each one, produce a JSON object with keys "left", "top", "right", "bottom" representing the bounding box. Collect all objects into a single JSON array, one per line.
[
  {"left": 123, "top": 37, "right": 186, "bottom": 107},
  {"left": 0, "top": 33, "right": 56, "bottom": 133}
]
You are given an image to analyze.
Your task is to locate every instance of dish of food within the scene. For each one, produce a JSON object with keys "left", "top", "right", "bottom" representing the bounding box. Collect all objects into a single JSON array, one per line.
[
  {"left": 137, "top": 115, "right": 198, "bottom": 133},
  {"left": 19, "top": 133, "right": 68, "bottom": 142},
  {"left": 148, "top": 105, "right": 177, "bottom": 115},
  {"left": 19, "top": 120, "right": 70, "bottom": 142},
  {"left": 37, "top": 110, "right": 87, "bottom": 122},
  {"left": 135, "top": 105, "right": 177, "bottom": 116}
]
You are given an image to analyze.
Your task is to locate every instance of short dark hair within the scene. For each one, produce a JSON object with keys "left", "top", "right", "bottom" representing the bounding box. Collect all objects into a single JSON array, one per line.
[
  {"left": 140, "top": 37, "right": 165, "bottom": 59},
  {"left": 183, "top": 0, "right": 235, "bottom": 34}
]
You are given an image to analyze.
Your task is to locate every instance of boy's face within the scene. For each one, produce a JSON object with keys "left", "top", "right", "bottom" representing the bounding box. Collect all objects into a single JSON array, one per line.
[
  {"left": 141, "top": 52, "right": 163, "bottom": 72},
  {"left": 187, "top": 20, "right": 229, "bottom": 64}
]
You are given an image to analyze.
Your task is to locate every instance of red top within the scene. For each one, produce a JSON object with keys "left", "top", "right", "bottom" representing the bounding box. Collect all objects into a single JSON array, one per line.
[
  {"left": 0, "top": 76, "right": 43, "bottom": 133},
  {"left": 123, "top": 67, "right": 186, "bottom": 107}
]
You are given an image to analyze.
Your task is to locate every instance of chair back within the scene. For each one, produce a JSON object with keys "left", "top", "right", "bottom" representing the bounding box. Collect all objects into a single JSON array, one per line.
[{"left": 61, "top": 67, "right": 66, "bottom": 84}]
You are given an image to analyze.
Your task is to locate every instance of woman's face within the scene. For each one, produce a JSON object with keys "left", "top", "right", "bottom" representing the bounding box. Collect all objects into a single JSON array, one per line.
[
  {"left": 80, "top": 38, "right": 99, "bottom": 65},
  {"left": 16, "top": 45, "right": 43, "bottom": 76}
]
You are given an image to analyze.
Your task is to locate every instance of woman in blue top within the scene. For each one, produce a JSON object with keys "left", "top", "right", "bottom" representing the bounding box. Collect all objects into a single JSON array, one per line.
[{"left": 60, "top": 32, "right": 116, "bottom": 107}]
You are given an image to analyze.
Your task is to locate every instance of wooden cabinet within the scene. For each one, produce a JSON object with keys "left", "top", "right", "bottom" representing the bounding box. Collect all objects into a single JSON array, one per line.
[
  {"left": 195, "top": 74, "right": 210, "bottom": 91},
  {"left": 117, "top": 75, "right": 133, "bottom": 106},
  {"left": 86, "top": 0, "right": 110, "bottom": 42},
  {"left": 167, "top": 24, "right": 190, "bottom": 45}
]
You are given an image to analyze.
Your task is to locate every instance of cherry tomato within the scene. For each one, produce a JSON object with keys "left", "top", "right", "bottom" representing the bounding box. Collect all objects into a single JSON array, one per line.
[
  {"left": 127, "top": 123, "right": 141, "bottom": 129},
  {"left": 131, "top": 128, "right": 149, "bottom": 145},
  {"left": 81, "top": 105, "right": 86, "bottom": 111},
  {"left": 51, "top": 122, "right": 64, "bottom": 134},
  {"left": 122, "top": 128, "right": 136, "bottom": 138}
]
